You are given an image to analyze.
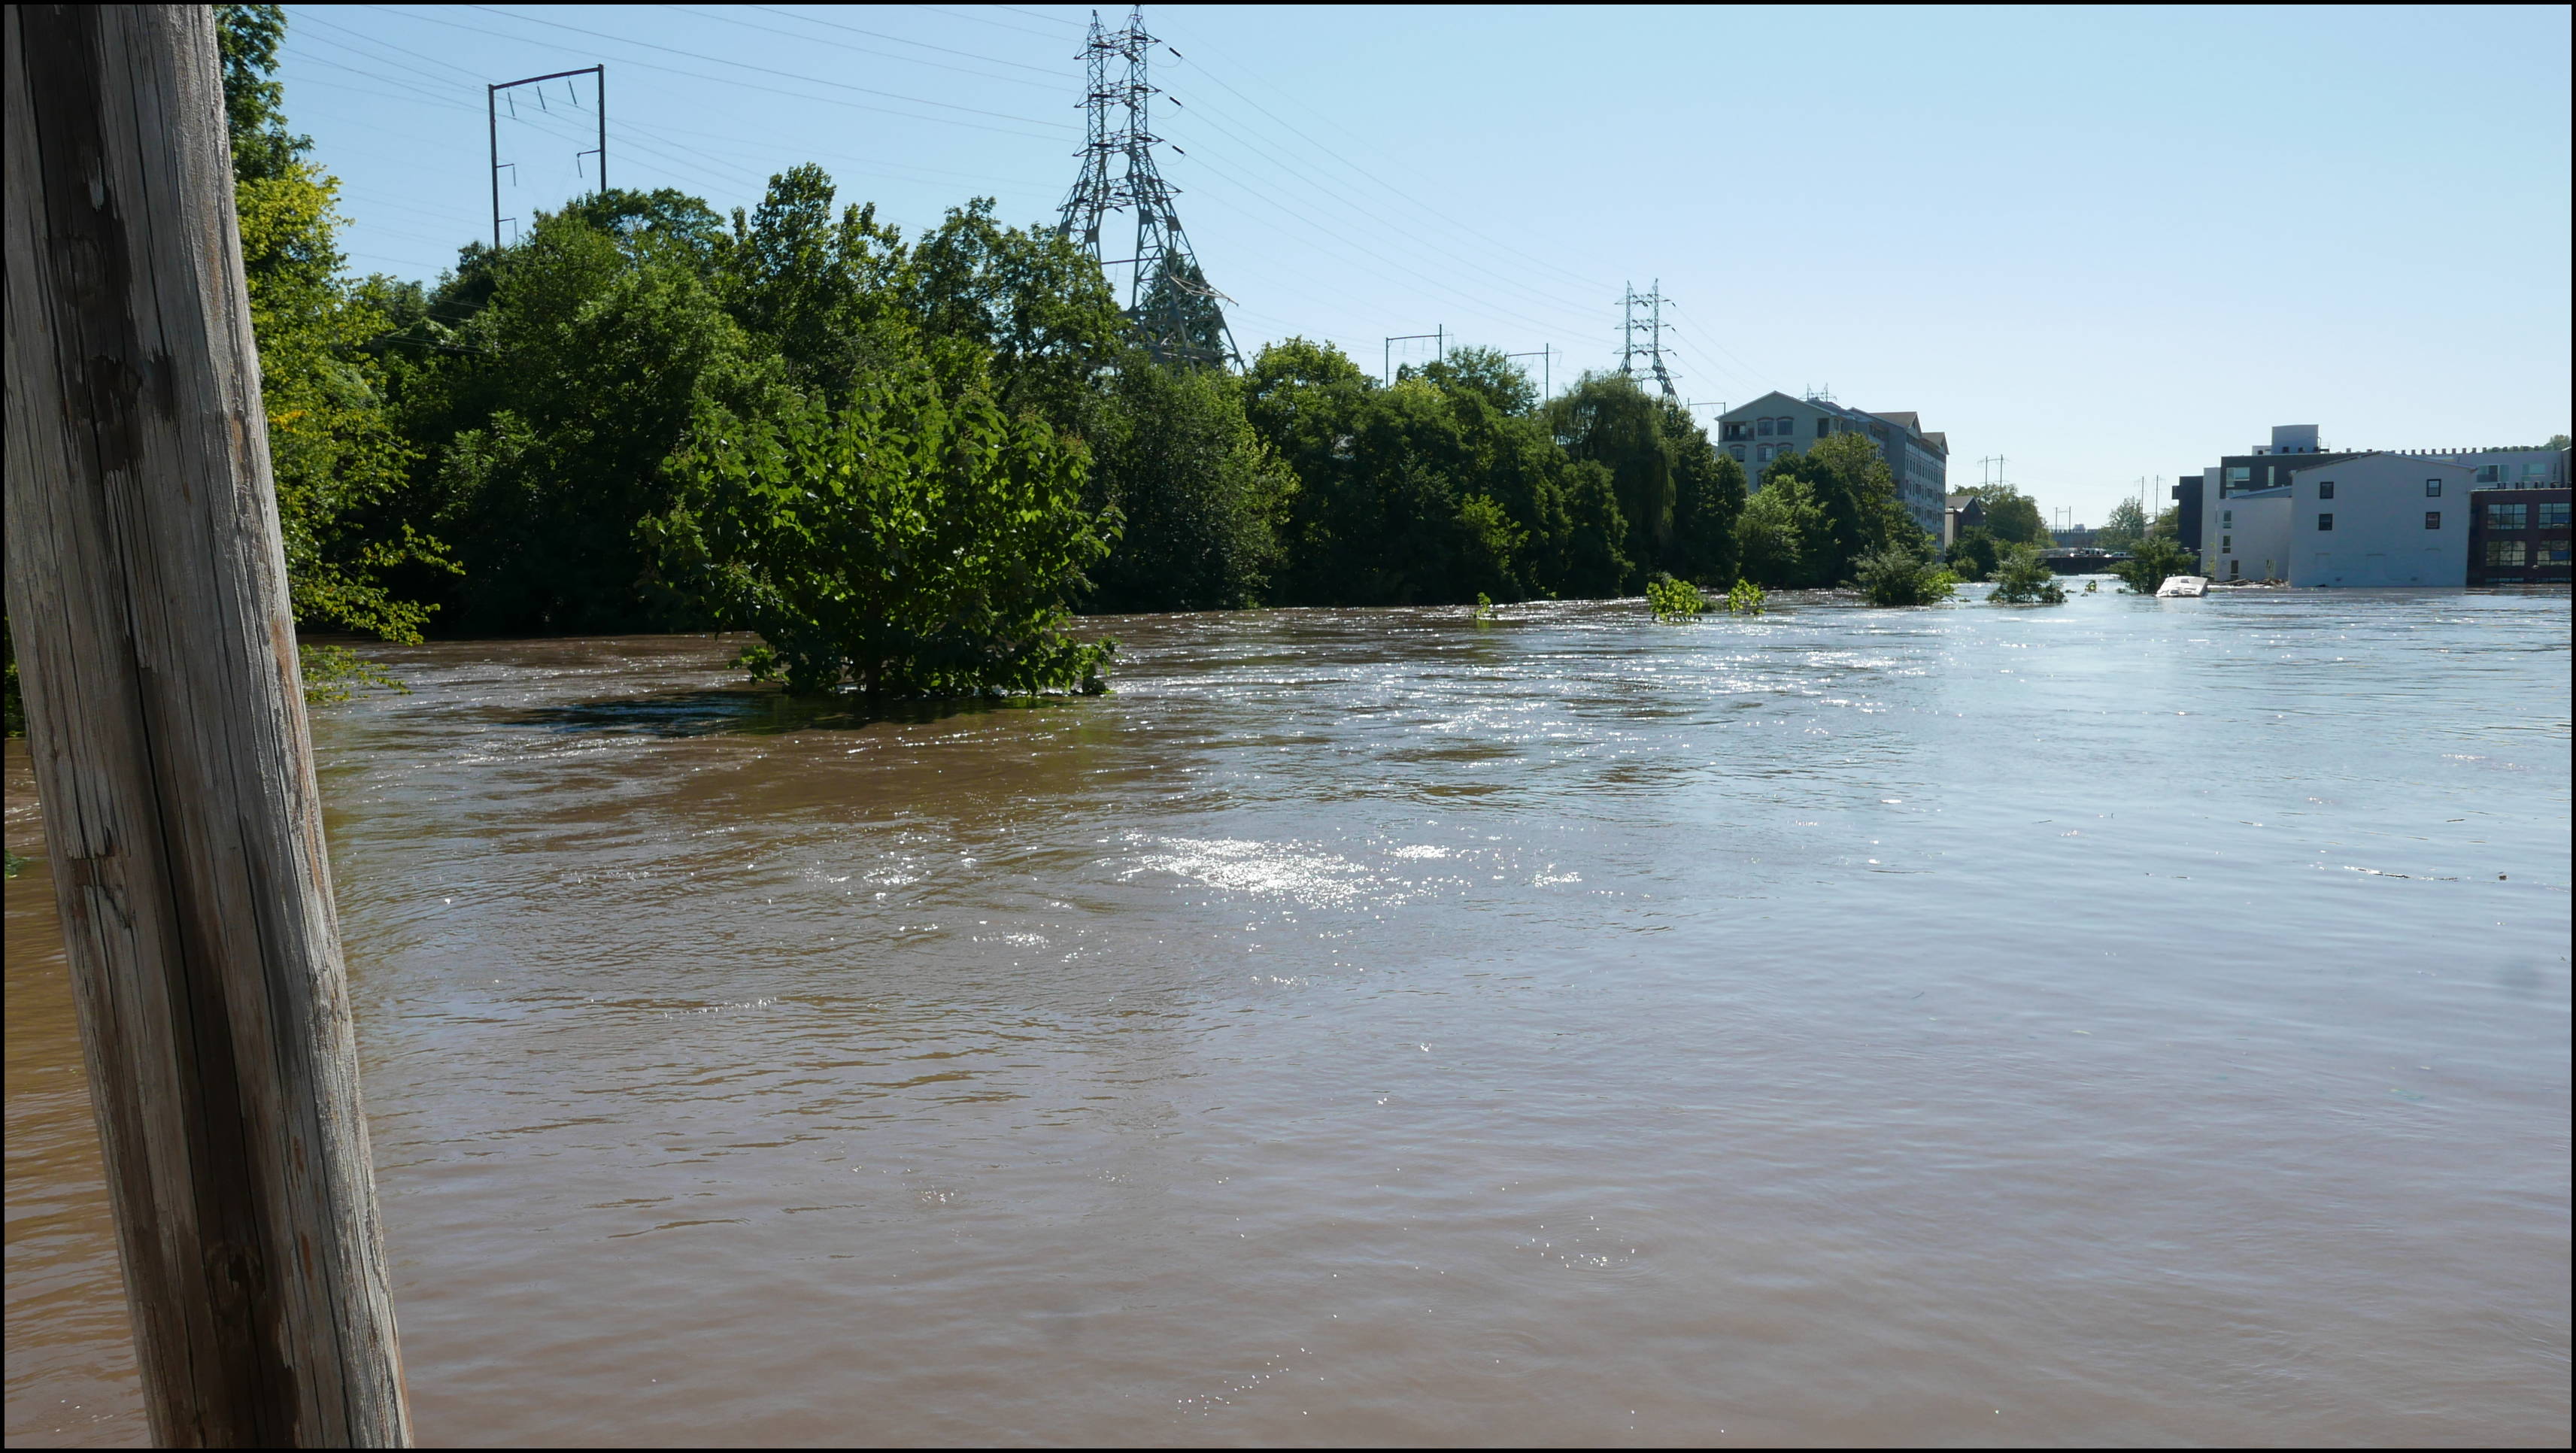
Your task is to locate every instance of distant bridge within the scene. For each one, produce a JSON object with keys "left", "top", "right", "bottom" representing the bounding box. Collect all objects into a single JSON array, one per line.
[{"left": 2036, "top": 549, "right": 2127, "bottom": 575}]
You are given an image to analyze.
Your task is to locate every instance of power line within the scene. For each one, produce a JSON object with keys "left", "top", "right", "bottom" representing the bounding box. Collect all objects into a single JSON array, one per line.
[
  {"left": 742, "top": 5, "right": 1070, "bottom": 77},
  {"left": 915, "top": 5, "right": 1077, "bottom": 40},
  {"left": 364, "top": 5, "right": 1073, "bottom": 140},
  {"left": 454, "top": 5, "right": 1073, "bottom": 126}
]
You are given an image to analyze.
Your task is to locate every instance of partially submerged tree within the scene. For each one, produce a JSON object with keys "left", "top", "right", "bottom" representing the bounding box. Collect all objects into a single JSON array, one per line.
[{"left": 655, "top": 360, "right": 1114, "bottom": 699}]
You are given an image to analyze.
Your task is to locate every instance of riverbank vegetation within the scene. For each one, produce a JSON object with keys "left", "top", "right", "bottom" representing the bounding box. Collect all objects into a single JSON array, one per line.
[{"left": 0, "top": 7, "right": 1955, "bottom": 706}]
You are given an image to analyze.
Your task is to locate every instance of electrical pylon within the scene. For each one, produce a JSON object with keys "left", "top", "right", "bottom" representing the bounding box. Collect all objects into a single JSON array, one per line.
[
  {"left": 1056, "top": 8, "right": 1239, "bottom": 369},
  {"left": 1620, "top": 280, "right": 1679, "bottom": 401}
]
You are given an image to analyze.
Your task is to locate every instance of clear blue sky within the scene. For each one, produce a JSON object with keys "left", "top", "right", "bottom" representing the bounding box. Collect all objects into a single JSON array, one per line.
[{"left": 280, "top": 4, "right": 2571, "bottom": 527}]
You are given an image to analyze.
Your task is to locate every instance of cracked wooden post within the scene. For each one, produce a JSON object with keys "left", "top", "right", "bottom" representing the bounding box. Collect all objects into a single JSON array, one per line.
[{"left": 4, "top": 5, "right": 409, "bottom": 1445}]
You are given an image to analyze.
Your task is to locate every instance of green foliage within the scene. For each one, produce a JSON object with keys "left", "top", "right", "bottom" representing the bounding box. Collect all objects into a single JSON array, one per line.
[
  {"left": 1247, "top": 341, "right": 1618, "bottom": 605},
  {"left": 1547, "top": 373, "right": 1672, "bottom": 581},
  {"left": 1736, "top": 473, "right": 1823, "bottom": 587},
  {"left": 1954, "top": 483, "right": 2049, "bottom": 546},
  {"left": 1725, "top": 579, "right": 1766, "bottom": 615},
  {"left": 214, "top": 5, "right": 304, "bottom": 182},
  {"left": 2098, "top": 499, "right": 2147, "bottom": 550},
  {"left": 654, "top": 360, "right": 1115, "bottom": 699},
  {"left": 298, "top": 643, "right": 409, "bottom": 705},
  {"left": 1764, "top": 432, "right": 1920, "bottom": 584},
  {"left": 1946, "top": 525, "right": 2001, "bottom": 581},
  {"left": 1855, "top": 548, "right": 1959, "bottom": 606},
  {"left": 223, "top": 5, "right": 448, "bottom": 645},
  {"left": 1645, "top": 575, "right": 1709, "bottom": 619},
  {"left": 2112, "top": 535, "right": 2198, "bottom": 596},
  {"left": 1988, "top": 545, "right": 2067, "bottom": 604},
  {"left": 1085, "top": 360, "right": 1291, "bottom": 611},
  {"left": 905, "top": 198, "right": 1130, "bottom": 436}
]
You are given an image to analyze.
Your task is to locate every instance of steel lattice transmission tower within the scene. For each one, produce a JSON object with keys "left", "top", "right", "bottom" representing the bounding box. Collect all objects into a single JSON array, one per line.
[
  {"left": 1621, "top": 279, "right": 1679, "bottom": 402},
  {"left": 1056, "top": 8, "right": 1239, "bottom": 369}
]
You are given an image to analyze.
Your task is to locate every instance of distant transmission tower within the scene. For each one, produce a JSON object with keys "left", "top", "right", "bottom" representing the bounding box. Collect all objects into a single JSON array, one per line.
[
  {"left": 1620, "top": 280, "right": 1679, "bottom": 401},
  {"left": 1057, "top": 8, "right": 1239, "bottom": 368}
]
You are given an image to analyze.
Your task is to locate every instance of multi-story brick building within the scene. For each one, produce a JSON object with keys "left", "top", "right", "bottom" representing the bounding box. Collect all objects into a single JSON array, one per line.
[{"left": 2468, "top": 487, "right": 2573, "bottom": 586}]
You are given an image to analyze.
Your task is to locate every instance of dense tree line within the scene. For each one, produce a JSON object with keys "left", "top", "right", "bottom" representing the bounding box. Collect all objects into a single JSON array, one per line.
[{"left": 206, "top": 5, "right": 1932, "bottom": 702}]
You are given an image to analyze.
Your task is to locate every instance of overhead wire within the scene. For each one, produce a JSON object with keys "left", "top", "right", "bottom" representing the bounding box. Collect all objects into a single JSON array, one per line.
[
  {"left": 913, "top": 5, "right": 1073, "bottom": 41},
  {"left": 453, "top": 4, "right": 1072, "bottom": 126},
  {"left": 740, "top": 5, "right": 1070, "bottom": 79},
  {"left": 365, "top": 5, "right": 1073, "bottom": 141}
]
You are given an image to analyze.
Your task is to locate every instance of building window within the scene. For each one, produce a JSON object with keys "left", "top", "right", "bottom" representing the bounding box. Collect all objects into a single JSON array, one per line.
[
  {"left": 2540, "top": 502, "right": 2570, "bottom": 528},
  {"left": 2317, "top": 481, "right": 2334, "bottom": 499},
  {"left": 2221, "top": 510, "right": 2233, "bottom": 527},
  {"left": 1816, "top": 418, "right": 1830, "bottom": 438},
  {"left": 2227, "top": 466, "right": 2251, "bottom": 488},
  {"left": 2485, "top": 502, "right": 2527, "bottom": 529},
  {"left": 2222, "top": 534, "right": 2232, "bottom": 550},
  {"left": 2424, "top": 511, "right": 2442, "bottom": 529},
  {"left": 2229, "top": 558, "right": 2241, "bottom": 579},
  {"left": 2526, "top": 462, "right": 2552, "bottom": 481},
  {"left": 2424, "top": 478, "right": 2442, "bottom": 497},
  {"left": 2476, "top": 465, "right": 2501, "bottom": 483},
  {"left": 1729, "top": 444, "right": 1746, "bottom": 462},
  {"left": 1758, "top": 417, "right": 1775, "bottom": 436},
  {"left": 2544, "top": 543, "right": 2572, "bottom": 563},
  {"left": 2317, "top": 513, "right": 2334, "bottom": 531},
  {"left": 2485, "top": 540, "right": 2527, "bottom": 567}
]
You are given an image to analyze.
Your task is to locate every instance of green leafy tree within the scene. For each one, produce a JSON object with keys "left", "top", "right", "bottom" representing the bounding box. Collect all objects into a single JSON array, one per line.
[
  {"left": 720, "top": 165, "right": 906, "bottom": 408},
  {"left": 1989, "top": 544, "right": 2067, "bottom": 603},
  {"left": 1417, "top": 346, "right": 1535, "bottom": 416},
  {"left": 1547, "top": 372, "right": 1672, "bottom": 584},
  {"left": 2112, "top": 535, "right": 2197, "bottom": 595},
  {"left": 654, "top": 361, "right": 1114, "bottom": 699},
  {"left": 214, "top": 4, "right": 302, "bottom": 183},
  {"left": 1955, "top": 483, "right": 2049, "bottom": 545},
  {"left": 1855, "top": 547, "right": 1957, "bottom": 606},
  {"left": 1086, "top": 362, "right": 1292, "bottom": 611},
  {"left": 219, "top": 3, "right": 448, "bottom": 646},
  {"left": 1247, "top": 341, "right": 1594, "bottom": 605},
  {"left": 2099, "top": 499, "right": 2147, "bottom": 549},
  {"left": 906, "top": 198, "right": 1130, "bottom": 439},
  {"left": 1737, "top": 472, "right": 1823, "bottom": 587},
  {"left": 1946, "top": 525, "right": 2001, "bottom": 581},
  {"left": 1558, "top": 460, "right": 1633, "bottom": 598},
  {"left": 1761, "top": 432, "right": 1916, "bottom": 583},
  {"left": 1668, "top": 420, "right": 1745, "bottom": 588},
  {"left": 421, "top": 209, "right": 777, "bottom": 635}
]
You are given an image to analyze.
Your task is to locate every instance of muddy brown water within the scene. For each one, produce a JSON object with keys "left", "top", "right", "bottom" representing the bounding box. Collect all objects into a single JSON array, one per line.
[{"left": 6, "top": 593, "right": 2569, "bottom": 1446}]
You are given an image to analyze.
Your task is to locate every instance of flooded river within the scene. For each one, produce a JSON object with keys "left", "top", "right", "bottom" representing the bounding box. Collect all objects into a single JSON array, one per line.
[{"left": 8, "top": 590, "right": 2569, "bottom": 1445}]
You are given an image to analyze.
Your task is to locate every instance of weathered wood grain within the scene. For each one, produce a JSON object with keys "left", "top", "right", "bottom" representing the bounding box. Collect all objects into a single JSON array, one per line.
[{"left": 3, "top": 5, "right": 409, "bottom": 1445}]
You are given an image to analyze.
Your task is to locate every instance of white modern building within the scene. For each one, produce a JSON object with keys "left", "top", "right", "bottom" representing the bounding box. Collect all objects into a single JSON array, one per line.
[
  {"left": 2195, "top": 423, "right": 2565, "bottom": 575},
  {"left": 2207, "top": 485, "right": 2292, "bottom": 582},
  {"left": 1714, "top": 391, "right": 1947, "bottom": 535},
  {"left": 2286, "top": 455, "right": 2472, "bottom": 587}
]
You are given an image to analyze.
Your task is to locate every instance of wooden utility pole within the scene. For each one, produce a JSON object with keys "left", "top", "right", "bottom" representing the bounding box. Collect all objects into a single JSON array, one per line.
[{"left": 4, "top": 6, "right": 409, "bottom": 1446}]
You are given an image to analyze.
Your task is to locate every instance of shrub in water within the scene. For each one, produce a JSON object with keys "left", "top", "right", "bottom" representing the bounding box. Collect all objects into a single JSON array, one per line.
[
  {"left": 1646, "top": 575, "right": 1710, "bottom": 619},
  {"left": 1725, "top": 579, "right": 1766, "bottom": 615},
  {"left": 1989, "top": 546, "right": 2067, "bottom": 604},
  {"left": 1854, "top": 548, "right": 1958, "bottom": 606}
]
